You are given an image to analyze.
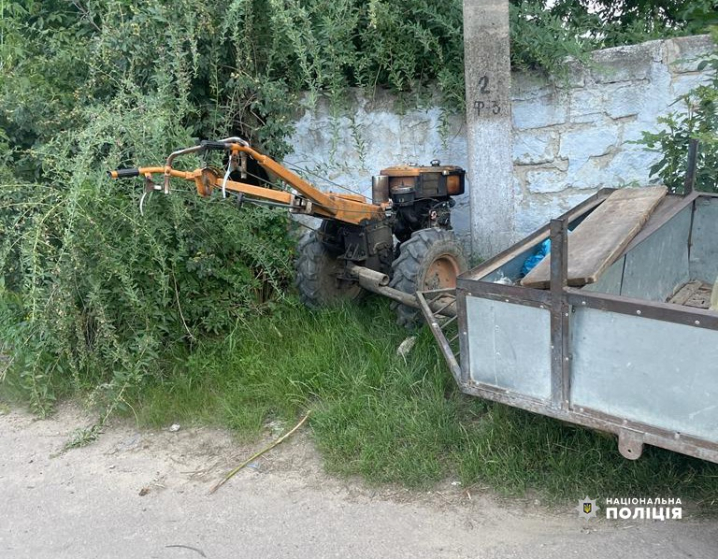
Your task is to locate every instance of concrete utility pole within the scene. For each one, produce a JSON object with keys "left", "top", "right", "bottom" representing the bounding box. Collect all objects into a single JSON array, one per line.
[{"left": 463, "top": 0, "right": 514, "bottom": 258}]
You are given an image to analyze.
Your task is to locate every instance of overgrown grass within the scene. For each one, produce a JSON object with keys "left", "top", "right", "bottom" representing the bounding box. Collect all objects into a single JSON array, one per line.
[{"left": 122, "top": 297, "right": 718, "bottom": 509}]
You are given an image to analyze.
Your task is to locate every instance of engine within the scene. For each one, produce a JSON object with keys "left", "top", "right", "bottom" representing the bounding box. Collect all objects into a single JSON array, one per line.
[{"left": 372, "top": 161, "right": 465, "bottom": 242}]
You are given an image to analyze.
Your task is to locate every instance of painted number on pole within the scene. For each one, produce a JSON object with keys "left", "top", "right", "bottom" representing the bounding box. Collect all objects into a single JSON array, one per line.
[
  {"left": 473, "top": 75, "right": 502, "bottom": 117},
  {"left": 479, "top": 75, "right": 490, "bottom": 93}
]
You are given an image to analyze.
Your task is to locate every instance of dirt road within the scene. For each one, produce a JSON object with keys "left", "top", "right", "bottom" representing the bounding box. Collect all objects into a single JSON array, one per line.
[{"left": 1, "top": 405, "right": 716, "bottom": 559}]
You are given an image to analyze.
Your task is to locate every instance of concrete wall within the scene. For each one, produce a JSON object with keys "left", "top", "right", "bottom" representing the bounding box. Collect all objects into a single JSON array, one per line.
[{"left": 283, "top": 35, "right": 714, "bottom": 251}]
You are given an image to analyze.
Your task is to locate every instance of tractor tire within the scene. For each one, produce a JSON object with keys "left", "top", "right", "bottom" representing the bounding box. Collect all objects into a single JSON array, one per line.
[
  {"left": 295, "top": 229, "right": 363, "bottom": 309},
  {"left": 390, "top": 228, "right": 467, "bottom": 327}
]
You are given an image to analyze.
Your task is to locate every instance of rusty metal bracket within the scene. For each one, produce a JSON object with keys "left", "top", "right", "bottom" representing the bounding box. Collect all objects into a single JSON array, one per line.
[
  {"left": 618, "top": 429, "right": 645, "bottom": 460},
  {"left": 417, "top": 289, "right": 462, "bottom": 384}
]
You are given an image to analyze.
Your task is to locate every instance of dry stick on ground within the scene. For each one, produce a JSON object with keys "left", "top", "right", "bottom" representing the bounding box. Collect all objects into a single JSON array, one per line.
[
  {"left": 165, "top": 544, "right": 206, "bottom": 557},
  {"left": 209, "top": 411, "right": 312, "bottom": 494}
]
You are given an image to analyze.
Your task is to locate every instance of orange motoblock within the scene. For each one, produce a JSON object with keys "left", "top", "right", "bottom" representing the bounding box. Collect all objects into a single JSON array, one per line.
[{"left": 110, "top": 137, "right": 468, "bottom": 325}]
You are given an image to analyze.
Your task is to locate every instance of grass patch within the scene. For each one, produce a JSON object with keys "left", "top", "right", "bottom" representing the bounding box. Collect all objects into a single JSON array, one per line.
[
  {"left": 457, "top": 405, "right": 718, "bottom": 508},
  {"left": 122, "top": 297, "right": 718, "bottom": 509},
  {"left": 4, "top": 296, "right": 716, "bottom": 508}
]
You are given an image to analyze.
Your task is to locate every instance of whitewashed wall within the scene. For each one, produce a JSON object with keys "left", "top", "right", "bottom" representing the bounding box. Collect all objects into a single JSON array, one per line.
[{"left": 283, "top": 35, "right": 714, "bottom": 251}]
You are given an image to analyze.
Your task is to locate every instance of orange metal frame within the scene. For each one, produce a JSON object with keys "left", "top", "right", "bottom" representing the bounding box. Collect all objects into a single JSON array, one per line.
[{"left": 110, "top": 142, "right": 386, "bottom": 225}]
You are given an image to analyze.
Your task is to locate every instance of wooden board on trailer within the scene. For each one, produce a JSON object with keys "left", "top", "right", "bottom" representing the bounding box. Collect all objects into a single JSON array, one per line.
[
  {"left": 669, "top": 281, "right": 714, "bottom": 309},
  {"left": 521, "top": 186, "right": 668, "bottom": 289},
  {"left": 669, "top": 280, "right": 704, "bottom": 306}
]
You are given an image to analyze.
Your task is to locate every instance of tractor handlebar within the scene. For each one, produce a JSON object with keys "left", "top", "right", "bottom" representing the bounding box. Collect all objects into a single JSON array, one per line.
[
  {"left": 109, "top": 138, "right": 243, "bottom": 179},
  {"left": 108, "top": 168, "right": 140, "bottom": 179},
  {"left": 199, "top": 140, "right": 229, "bottom": 151}
]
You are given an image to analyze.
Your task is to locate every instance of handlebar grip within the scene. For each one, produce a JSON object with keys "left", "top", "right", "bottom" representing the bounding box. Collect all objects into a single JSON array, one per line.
[
  {"left": 108, "top": 168, "right": 140, "bottom": 179},
  {"left": 200, "top": 141, "right": 228, "bottom": 151}
]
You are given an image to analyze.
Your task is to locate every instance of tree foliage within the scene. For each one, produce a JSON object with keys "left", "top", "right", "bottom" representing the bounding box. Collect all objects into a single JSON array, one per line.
[{"left": 544, "top": 0, "right": 717, "bottom": 43}]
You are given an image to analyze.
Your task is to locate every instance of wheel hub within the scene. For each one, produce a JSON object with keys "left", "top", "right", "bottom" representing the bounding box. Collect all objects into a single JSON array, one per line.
[{"left": 423, "top": 254, "right": 462, "bottom": 290}]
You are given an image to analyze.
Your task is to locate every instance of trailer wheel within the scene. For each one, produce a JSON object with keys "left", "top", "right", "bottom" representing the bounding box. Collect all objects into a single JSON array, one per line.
[
  {"left": 390, "top": 228, "right": 467, "bottom": 327},
  {"left": 296, "top": 229, "right": 363, "bottom": 309}
]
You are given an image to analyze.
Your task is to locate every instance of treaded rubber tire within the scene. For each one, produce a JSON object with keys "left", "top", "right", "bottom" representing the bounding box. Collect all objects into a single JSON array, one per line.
[
  {"left": 389, "top": 228, "right": 467, "bottom": 327},
  {"left": 295, "top": 229, "right": 363, "bottom": 309}
]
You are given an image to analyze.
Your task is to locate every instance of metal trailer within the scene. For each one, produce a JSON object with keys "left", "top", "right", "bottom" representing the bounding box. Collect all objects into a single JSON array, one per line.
[{"left": 419, "top": 187, "right": 718, "bottom": 464}]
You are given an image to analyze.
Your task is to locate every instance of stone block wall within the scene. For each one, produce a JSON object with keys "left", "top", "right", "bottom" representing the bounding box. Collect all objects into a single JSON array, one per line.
[
  {"left": 511, "top": 35, "right": 714, "bottom": 234},
  {"left": 283, "top": 35, "right": 714, "bottom": 248}
]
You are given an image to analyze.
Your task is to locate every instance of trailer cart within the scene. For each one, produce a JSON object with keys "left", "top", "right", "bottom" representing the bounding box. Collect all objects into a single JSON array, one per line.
[{"left": 420, "top": 187, "right": 718, "bottom": 464}]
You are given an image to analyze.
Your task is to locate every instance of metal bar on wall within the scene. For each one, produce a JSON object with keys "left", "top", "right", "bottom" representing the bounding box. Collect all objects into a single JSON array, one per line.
[
  {"left": 457, "top": 287, "right": 471, "bottom": 385},
  {"left": 684, "top": 139, "right": 699, "bottom": 195}
]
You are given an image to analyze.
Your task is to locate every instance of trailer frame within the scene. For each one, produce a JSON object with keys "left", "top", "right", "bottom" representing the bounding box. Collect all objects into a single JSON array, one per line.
[{"left": 420, "top": 187, "right": 718, "bottom": 464}]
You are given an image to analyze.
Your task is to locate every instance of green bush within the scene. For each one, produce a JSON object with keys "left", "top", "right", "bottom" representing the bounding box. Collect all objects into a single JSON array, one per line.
[
  {"left": 638, "top": 31, "right": 718, "bottom": 193},
  {"left": 0, "top": 86, "right": 294, "bottom": 417},
  {"left": 0, "top": 2, "right": 295, "bottom": 421}
]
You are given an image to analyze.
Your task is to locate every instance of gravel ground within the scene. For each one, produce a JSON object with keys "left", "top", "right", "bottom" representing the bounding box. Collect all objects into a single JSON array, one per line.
[{"left": 1, "top": 404, "right": 716, "bottom": 559}]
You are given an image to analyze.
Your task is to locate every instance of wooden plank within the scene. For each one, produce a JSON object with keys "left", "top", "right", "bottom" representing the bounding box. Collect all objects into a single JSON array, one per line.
[
  {"left": 668, "top": 280, "right": 703, "bottom": 306},
  {"left": 622, "top": 191, "right": 697, "bottom": 255},
  {"left": 462, "top": 190, "right": 612, "bottom": 282},
  {"left": 521, "top": 186, "right": 668, "bottom": 289},
  {"left": 685, "top": 283, "right": 713, "bottom": 309}
]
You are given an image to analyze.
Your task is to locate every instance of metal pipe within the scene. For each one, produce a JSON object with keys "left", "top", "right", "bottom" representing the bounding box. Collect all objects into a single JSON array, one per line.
[
  {"left": 218, "top": 136, "right": 250, "bottom": 146},
  {"left": 346, "top": 263, "right": 389, "bottom": 287},
  {"left": 371, "top": 175, "right": 389, "bottom": 205},
  {"left": 370, "top": 284, "right": 422, "bottom": 307},
  {"left": 375, "top": 284, "right": 457, "bottom": 317},
  {"left": 164, "top": 145, "right": 205, "bottom": 193},
  {"left": 684, "top": 138, "right": 699, "bottom": 195},
  {"left": 346, "top": 263, "right": 456, "bottom": 317}
]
